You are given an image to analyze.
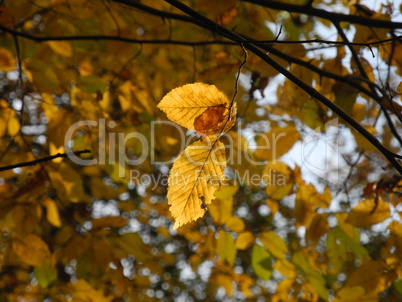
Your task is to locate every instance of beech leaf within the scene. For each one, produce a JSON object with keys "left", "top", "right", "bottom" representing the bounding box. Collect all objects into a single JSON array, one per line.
[
  {"left": 157, "top": 83, "right": 236, "bottom": 135},
  {"left": 167, "top": 137, "right": 226, "bottom": 229}
]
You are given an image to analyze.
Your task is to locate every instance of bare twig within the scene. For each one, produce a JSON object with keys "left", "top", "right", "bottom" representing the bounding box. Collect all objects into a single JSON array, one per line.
[
  {"left": 0, "top": 150, "right": 91, "bottom": 172},
  {"left": 241, "top": 0, "right": 402, "bottom": 29}
]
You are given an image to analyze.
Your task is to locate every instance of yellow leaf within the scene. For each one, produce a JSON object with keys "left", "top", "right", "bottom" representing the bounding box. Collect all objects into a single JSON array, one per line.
[
  {"left": 47, "top": 41, "right": 73, "bottom": 57},
  {"left": 69, "top": 279, "right": 113, "bottom": 302},
  {"left": 7, "top": 111, "right": 20, "bottom": 136},
  {"left": 266, "top": 199, "right": 279, "bottom": 215},
  {"left": 210, "top": 273, "right": 234, "bottom": 296},
  {"left": 49, "top": 143, "right": 65, "bottom": 163},
  {"left": 274, "top": 259, "right": 297, "bottom": 278},
  {"left": 168, "top": 137, "right": 226, "bottom": 229},
  {"left": 274, "top": 279, "right": 296, "bottom": 302},
  {"left": 214, "top": 184, "right": 238, "bottom": 199},
  {"left": 295, "top": 184, "right": 330, "bottom": 227},
  {"left": 118, "top": 80, "right": 155, "bottom": 114},
  {"left": 235, "top": 231, "right": 254, "bottom": 250},
  {"left": 0, "top": 48, "right": 16, "bottom": 71},
  {"left": 264, "top": 161, "right": 294, "bottom": 200},
  {"left": 78, "top": 60, "right": 94, "bottom": 76},
  {"left": 255, "top": 125, "right": 300, "bottom": 160},
  {"left": 12, "top": 234, "right": 51, "bottom": 266},
  {"left": 397, "top": 81, "right": 402, "bottom": 96},
  {"left": 259, "top": 231, "right": 288, "bottom": 259},
  {"left": 43, "top": 198, "right": 62, "bottom": 227},
  {"left": 0, "top": 116, "right": 6, "bottom": 137},
  {"left": 208, "top": 196, "right": 233, "bottom": 225},
  {"left": 346, "top": 198, "right": 390, "bottom": 228},
  {"left": 236, "top": 274, "right": 254, "bottom": 298},
  {"left": 334, "top": 286, "right": 366, "bottom": 301},
  {"left": 157, "top": 83, "right": 236, "bottom": 135},
  {"left": 48, "top": 162, "right": 87, "bottom": 203},
  {"left": 226, "top": 216, "right": 245, "bottom": 233}
]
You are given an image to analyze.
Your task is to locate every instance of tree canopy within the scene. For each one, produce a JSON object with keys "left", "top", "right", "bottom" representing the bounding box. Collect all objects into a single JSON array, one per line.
[{"left": 1, "top": 0, "right": 402, "bottom": 301}]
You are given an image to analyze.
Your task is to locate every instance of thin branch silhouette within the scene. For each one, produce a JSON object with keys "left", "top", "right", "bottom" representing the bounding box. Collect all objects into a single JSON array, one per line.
[
  {"left": 0, "top": 150, "right": 91, "bottom": 172},
  {"left": 242, "top": 0, "right": 402, "bottom": 29},
  {"left": 1, "top": 24, "right": 401, "bottom": 47}
]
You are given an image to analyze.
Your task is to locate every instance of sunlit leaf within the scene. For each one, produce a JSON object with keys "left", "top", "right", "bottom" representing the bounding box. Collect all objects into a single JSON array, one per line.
[
  {"left": 0, "top": 48, "right": 16, "bottom": 71},
  {"left": 157, "top": 83, "right": 236, "bottom": 135},
  {"left": 68, "top": 279, "right": 114, "bottom": 302},
  {"left": 43, "top": 198, "right": 62, "bottom": 227},
  {"left": 167, "top": 137, "right": 226, "bottom": 229},
  {"left": 47, "top": 41, "right": 73, "bottom": 57}
]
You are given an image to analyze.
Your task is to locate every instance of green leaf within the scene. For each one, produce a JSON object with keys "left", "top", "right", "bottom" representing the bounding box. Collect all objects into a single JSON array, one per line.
[
  {"left": 77, "top": 75, "right": 108, "bottom": 94},
  {"left": 292, "top": 251, "right": 329, "bottom": 300},
  {"left": 34, "top": 263, "right": 58, "bottom": 288},
  {"left": 252, "top": 244, "right": 271, "bottom": 280},
  {"left": 217, "top": 229, "right": 236, "bottom": 266}
]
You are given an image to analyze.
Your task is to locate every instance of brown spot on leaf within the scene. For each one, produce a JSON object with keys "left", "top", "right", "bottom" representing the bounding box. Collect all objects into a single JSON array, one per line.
[{"left": 194, "top": 105, "right": 228, "bottom": 134}]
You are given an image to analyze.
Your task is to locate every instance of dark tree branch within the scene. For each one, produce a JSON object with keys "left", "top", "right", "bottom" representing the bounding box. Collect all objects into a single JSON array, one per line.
[
  {"left": 2, "top": 22, "right": 396, "bottom": 105},
  {"left": 111, "top": 0, "right": 204, "bottom": 26},
  {"left": 241, "top": 0, "right": 402, "bottom": 29},
  {"left": 2, "top": 23, "right": 400, "bottom": 47},
  {"left": 334, "top": 22, "right": 369, "bottom": 82},
  {"left": 0, "top": 150, "right": 91, "bottom": 172},
  {"left": 164, "top": 0, "right": 402, "bottom": 175},
  {"left": 240, "top": 33, "right": 379, "bottom": 100},
  {"left": 333, "top": 22, "right": 402, "bottom": 146}
]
